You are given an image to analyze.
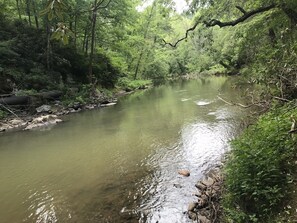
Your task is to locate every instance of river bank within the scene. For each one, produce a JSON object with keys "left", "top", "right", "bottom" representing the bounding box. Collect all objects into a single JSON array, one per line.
[
  {"left": 215, "top": 101, "right": 297, "bottom": 222},
  {"left": 0, "top": 88, "right": 144, "bottom": 132}
]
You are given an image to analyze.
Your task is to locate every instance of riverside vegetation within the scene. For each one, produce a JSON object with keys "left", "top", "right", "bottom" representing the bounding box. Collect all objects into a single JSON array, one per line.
[{"left": 1, "top": 0, "right": 297, "bottom": 222}]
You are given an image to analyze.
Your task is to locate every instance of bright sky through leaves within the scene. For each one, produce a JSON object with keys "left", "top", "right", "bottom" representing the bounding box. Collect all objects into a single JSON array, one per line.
[{"left": 137, "top": 0, "right": 188, "bottom": 13}]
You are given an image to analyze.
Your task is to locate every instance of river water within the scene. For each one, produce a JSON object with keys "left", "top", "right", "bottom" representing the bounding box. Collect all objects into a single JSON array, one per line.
[{"left": 0, "top": 77, "right": 247, "bottom": 223}]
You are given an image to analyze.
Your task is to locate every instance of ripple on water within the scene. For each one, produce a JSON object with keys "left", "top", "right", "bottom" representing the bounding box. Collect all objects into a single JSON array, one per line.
[{"left": 23, "top": 185, "right": 72, "bottom": 223}]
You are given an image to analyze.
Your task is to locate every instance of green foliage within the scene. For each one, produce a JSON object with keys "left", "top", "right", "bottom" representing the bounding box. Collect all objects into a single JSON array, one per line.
[
  {"left": 143, "top": 60, "right": 169, "bottom": 85},
  {"left": 62, "top": 84, "right": 93, "bottom": 106},
  {"left": 223, "top": 103, "right": 297, "bottom": 222},
  {"left": 117, "top": 77, "right": 151, "bottom": 91},
  {"left": 0, "top": 109, "right": 8, "bottom": 119}
]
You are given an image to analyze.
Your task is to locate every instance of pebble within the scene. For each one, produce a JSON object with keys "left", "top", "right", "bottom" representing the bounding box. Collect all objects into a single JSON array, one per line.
[{"left": 178, "top": 169, "right": 190, "bottom": 177}]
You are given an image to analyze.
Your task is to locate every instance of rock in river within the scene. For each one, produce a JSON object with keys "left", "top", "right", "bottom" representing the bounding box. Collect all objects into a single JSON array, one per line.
[
  {"left": 178, "top": 169, "right": 190, "bottom": 177},
  {"left": 188, "top": 202, "right": 198, "bottom": 211}
]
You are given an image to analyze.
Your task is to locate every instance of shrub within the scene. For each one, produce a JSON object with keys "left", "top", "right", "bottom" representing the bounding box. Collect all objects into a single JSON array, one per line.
[{"left": 223, "top": 102, "right": 297, "bottom": 222}]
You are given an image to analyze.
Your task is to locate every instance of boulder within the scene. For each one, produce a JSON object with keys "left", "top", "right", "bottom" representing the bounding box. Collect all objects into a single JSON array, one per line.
[
  {"left": 178, "top": 169, "right": 190, "bottom": 177},
  {"left": 36, "top": 105, "right": 51, "bottom": 113}
]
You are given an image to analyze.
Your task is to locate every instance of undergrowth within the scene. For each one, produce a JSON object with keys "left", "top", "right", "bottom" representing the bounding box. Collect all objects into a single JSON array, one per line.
[{"left": 223, "top": 101, "right": 297, "bottom": 222}]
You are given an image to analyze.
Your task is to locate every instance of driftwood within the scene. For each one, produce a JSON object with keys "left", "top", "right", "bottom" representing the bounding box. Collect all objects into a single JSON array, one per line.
[{"left": 217, "top": 95, "right": 270, "bottom": 109}]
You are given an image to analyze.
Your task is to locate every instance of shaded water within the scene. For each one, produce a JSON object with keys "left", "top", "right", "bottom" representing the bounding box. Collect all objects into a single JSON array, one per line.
[{"left": 0, "top": 77, "right": 247, "bottom": 223}]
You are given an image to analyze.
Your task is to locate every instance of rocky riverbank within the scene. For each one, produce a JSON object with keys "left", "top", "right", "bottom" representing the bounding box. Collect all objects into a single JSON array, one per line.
[
  {"left": 187, "top": 167, "right": 223, "bottom": 223},
  {"left": 0, "top": 89, "right": 136, "bottom": 132}
]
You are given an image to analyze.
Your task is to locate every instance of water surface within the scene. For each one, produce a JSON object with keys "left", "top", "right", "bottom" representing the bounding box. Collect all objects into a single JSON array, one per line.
[{"left": 0, "top": 77, "right": 247, "bottom": 223}]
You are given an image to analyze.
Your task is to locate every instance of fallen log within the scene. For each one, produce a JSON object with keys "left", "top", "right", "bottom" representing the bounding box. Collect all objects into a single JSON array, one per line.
[{"left": 0, "top": 96, "right": 30, "bottom": 105}]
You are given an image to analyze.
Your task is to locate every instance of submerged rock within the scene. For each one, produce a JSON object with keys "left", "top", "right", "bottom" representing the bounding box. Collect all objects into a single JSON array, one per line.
[{"left": 178, "top": 169, "right": 190, "bottom": 177}]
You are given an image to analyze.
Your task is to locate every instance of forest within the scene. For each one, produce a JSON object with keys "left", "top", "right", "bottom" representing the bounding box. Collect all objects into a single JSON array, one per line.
[
  {"left": 1, "top": 0, "right": 297, "bottom": 222},
  {"left": 1, "top": 0, "right": 296, "bottom": 99}
]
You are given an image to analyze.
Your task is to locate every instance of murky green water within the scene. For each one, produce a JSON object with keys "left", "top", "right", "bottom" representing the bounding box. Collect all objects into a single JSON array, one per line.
[{"left": 0, "top": 77, "right": 247, "bottom": 223}]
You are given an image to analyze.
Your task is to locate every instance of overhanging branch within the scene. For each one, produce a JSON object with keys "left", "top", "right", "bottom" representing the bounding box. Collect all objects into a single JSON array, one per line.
[
  {"left": 204, "top": 4, "right": 275, "bottom": 27},
  {"left": 163, "top": 4, "right": 276, "bottom": 47},
  {"left": 162, "top": 21, "right": 199, "bottom": 47}
]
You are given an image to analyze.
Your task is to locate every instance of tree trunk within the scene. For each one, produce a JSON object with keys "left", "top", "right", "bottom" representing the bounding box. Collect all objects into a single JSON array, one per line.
[
  {"left": 85, "top": 35, "right": 89, "bottom": 55},
  {"left": 26, "top": 0, "right": 32, "bottom": 26},
  {"left": 46, "top": 20, "right": 51, "bottom": 70},
  {"left": 88, "top": 0, "right": 98, "bottom": 84},
  {"left": 74, "top": 13, "right": 78, "bottom": 48},
  {"left": 134, "top": 51, "right": 144, "bottom": 80},
  {"left": 134, "top": 1, "right": 156, "bottom": 80},
  {"left": 31, "top": 0, "right": 39, "bottom": 28},
  {"left": 16, "top": 0, "right": 22, "bottom": 20}
]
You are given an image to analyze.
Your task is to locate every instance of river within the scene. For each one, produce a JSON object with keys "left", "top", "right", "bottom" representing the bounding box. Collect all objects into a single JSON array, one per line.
[{"left": 0, "top": 77, "right": 247, "bottom": 223}]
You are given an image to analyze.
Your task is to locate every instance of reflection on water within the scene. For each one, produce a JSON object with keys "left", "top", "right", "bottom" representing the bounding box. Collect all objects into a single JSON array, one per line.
[{"left": 0, "top": 77, "right": 247, "bottom": 223}]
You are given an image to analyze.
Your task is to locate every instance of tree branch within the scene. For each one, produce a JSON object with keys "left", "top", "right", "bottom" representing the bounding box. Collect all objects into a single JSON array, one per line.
[
  {"left": 163, "top": 4, "right": 276, "bottom": 47},
  {"left": 96, "top": 0, "right": 112, "bottom": 10},
  {"left": 162, "top": 21, "right": 199, "bottom": 47},
  {"left": 204, "top": 4, "right": 276, "bottom": 27}
]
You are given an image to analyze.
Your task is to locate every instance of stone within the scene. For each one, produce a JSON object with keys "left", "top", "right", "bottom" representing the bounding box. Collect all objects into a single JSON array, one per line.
[
  {"left": 198, "top": 215, "right": 211, "bottom": 223},
  {"left": 188, "top": 211, "right": 197, "bottom": 220},
  {"left": 178, "top": 169, "right": 190, "bottom": 177},
  {"left": 197, "top": 197, "right": 207, "bottom": 208},
  {"left": 194, "top": 191, "right": 202, "bottom": 197},
  {"left": 195, "top": 182, "right": 207, "bottom": 191},
  {"left": 36, "top": 105, "right": 51, "bottom": 113},
  {"left": 9, "top": 119, "right": 23, "bottom": 125},
  {"left": 201, "top": 177, "right": 215, "bottom": 186},
  {"left": 85, "top": 105, "right": 95, "bottom": 110},
  {"left": 188, "top": 202, "right": 198, "bottom": 211},
  {"left": 72, "top": 102, "right": 81, "bottom": 110}
]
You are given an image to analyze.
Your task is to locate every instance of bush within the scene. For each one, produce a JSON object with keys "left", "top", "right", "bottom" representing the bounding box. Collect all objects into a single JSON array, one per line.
[
  {"left": 117, "top": 77, "right": 151, "bottom": 91},
  {"left": 143, "top": 60, "right": 169, "bottom": 85},
  {"left": 223, "top": 102, "right": 297, "bottom": 222}
]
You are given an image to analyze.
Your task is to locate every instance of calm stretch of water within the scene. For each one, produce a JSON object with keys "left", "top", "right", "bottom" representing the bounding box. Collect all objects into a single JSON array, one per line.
[{"left": 0, "top": 77, "right": 246, "bottom": 223}]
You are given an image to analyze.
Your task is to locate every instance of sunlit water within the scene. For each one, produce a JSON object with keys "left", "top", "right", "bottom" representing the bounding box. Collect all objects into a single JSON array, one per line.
[{"left": 0, "top": 77, "right": 247, "bottom": 223}]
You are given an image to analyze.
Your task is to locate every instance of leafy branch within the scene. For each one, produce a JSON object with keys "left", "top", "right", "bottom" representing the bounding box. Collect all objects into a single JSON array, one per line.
[{"left": 163, "top": 4, "right": 276, "bottom": 47}]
